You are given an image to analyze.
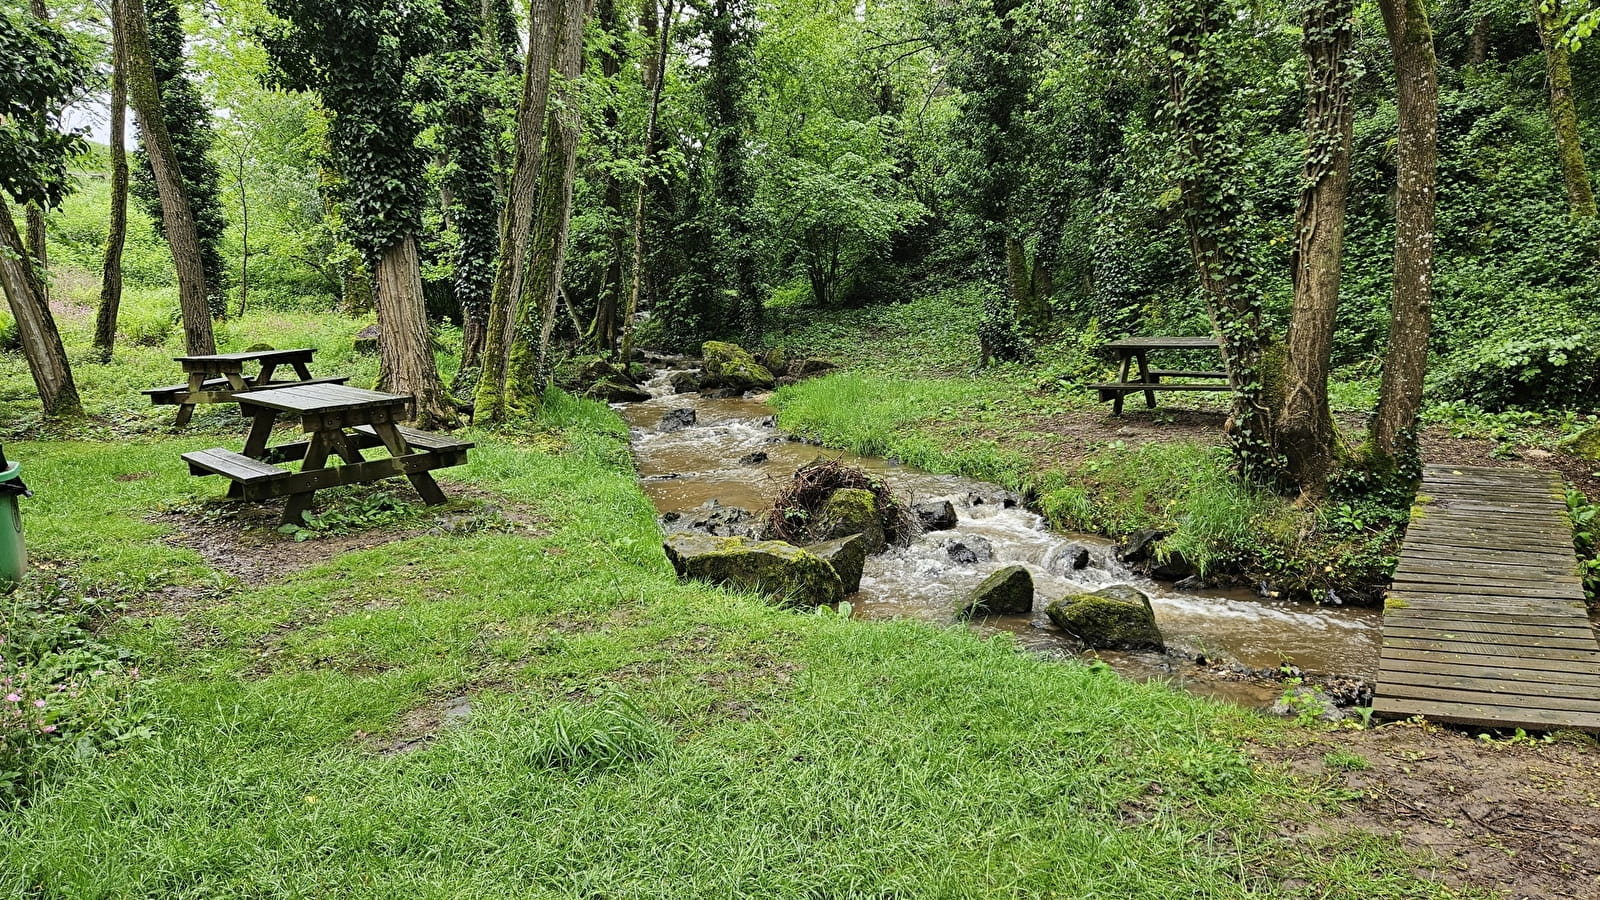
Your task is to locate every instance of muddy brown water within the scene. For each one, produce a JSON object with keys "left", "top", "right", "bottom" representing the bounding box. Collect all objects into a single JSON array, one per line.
[{"left": 622, "top": 370, "right": 1381, "bottom": 707}]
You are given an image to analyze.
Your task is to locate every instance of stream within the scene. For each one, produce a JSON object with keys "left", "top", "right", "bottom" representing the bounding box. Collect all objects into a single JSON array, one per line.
[{"left": 620, "top": 367, "right": 1382, "bottom": 708}]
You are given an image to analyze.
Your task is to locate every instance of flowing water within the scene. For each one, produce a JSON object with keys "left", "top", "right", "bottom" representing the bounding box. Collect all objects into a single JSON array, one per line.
[{"left": 622, "top": 368, "right": 1381, "bottom": 707}]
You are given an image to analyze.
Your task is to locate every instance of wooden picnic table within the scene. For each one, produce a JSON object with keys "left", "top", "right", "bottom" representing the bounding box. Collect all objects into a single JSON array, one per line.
[
  {"left": 182, "top": 383, "right": 473, "bottom": 525},
  {"left": 144, "top": 347, "right": 348, "bottom": 427},
  {"left": 1086, "top": 336, "right": 1231, "bottom": 416}
]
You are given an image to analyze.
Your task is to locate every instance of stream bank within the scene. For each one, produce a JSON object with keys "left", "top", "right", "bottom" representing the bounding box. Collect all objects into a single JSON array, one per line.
[{"left": 620, "top": 363, "right": 1382, "bottom": 710}]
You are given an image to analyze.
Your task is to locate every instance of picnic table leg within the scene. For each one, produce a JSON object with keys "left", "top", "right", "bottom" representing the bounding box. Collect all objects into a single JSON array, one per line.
[
  {"left": 1136, "top": 352, "right": 1157, "bottom": 409},
  {"left": 282, "top": 432, "right": 332, "bottom": 525},
  {"left": 173, "top": 373, "right": 205, "bottom": 427},
  {"left": 1111, "top": 353, "right": 1132, "bottom": 417},
  {"left": 290, "top": 360, "right": 314, "bottom": 380},
  {"left": 370, "top": 422, "right": 448, "bottom": 505},
  {"left": 255, "top": 362, "right": 280, "bottom": 388}
]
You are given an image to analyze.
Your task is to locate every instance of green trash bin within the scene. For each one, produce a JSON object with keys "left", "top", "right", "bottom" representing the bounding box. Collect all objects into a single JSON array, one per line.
[{"left": 0, "top": 456, "right": 28, "bottom": 590}]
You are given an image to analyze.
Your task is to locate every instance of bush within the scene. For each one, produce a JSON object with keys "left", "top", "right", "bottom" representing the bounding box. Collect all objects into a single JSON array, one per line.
[{"left": 1430, "top": 302, "right": 1600, "bottom": 410}]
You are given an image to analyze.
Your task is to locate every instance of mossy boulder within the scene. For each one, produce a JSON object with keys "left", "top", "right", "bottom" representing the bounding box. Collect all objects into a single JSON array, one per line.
[
  {"left": 1045, "top": 585, "right": 1163, "bottom": 651},
  {"left": 669, "top": 371, "right": 701, "bottom": 394},
  {"left": 818, "top": 488, "right": 886, "bottom": 554},
  {"left": 794, "top": 358, "right": 838, "bottom": 377},
  {"left": 760, "top": 346, "right": 789, "bottom": 375},
  {"left": 806, "top": 533, "right": 868, "bottom": 594},
  {"left": 587, "top": 378, "right": 651, "bottom": 403},
  {"left": 701, "top": 341, "right": 775, "bottom": 393},
  {"left": 1560, "top": 426, "right": 1600, "bottom": 462},
  {"left": 959, "top": 565, "right": 1034, "bottom": 617},
  {"left": 664, "top": 532, "right": 844, "bottom": 606}
]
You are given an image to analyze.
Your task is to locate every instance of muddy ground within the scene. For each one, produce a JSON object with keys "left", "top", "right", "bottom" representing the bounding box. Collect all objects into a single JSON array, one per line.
[{"left": 1256, "top": 722, "right": 1600, "bottom": 900}]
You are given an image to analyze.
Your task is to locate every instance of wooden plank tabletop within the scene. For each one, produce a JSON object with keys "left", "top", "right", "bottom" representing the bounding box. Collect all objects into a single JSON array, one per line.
[
  {"left": 234, "top": 383, "right": 408, "bottom": 415},
  {"left": 1374, "top": 464, "right": 1600, "bottom": 732},
  {"left": 175, "top": 348, "right": 316, "bottom": 365},
  {"left": 1102, "top": 336, "right": 1221, "bottom": 351}
]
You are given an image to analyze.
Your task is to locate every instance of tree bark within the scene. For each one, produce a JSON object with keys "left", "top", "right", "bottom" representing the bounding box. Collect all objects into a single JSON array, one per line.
[
  {"left": 586, "top": 0, "right": 626, "bottom": 357},
  {"left": 25, "top": 0, "right": 52, "bottom": 304},
  {"left": 94, "top": 0, "right": 130, "bottom": 363},
  {"left": 1467, "top": 14, "right": 1490, "bottom": 65},
  {"left": 1166, "top": 0, "right": 1281, "bottom": 484},
  {"left": 1534, "top": 0, "right": 1598, "bottom": 221},
  {"left": 1369, "top": 0, "right": 1439, "bottom": 463},
  {"left": 619, "top": 0, "right": 674, "bottom": 363},
  {"left": 235, "top": 148, "right": 250, "bottom": 316},
  {"left": 1279, "top": 0, "right": 1355, "bottom": 497},
  {"left": 122, "top": 0, "right": 215, "bottom": 355},
  {"left": 374, "top": 235, "right": 458, "bottom": 428},
  {"left": 476, "top": 0, "right": 563, "bottom": 422},
  {"left": 508, "top": 0, "right": 593, "bottom": 402},
  {"left": 0, "top": 198, "right": 81, "bottom": 419}
]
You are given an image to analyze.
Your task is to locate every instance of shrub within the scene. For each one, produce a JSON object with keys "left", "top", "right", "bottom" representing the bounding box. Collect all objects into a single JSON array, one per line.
[{"left": 1430, "top": 301, "right": 1600, "bottom": 410}]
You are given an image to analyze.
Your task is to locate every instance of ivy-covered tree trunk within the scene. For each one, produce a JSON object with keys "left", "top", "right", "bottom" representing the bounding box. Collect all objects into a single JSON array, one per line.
[
  {"left": 1534, "top": 0, "right": 1598, "bottom": 222},
  {"left": 1369, "top": 0, "right": 1439, "bottom": 464},
  {"left": 508, "top": 0, "right": 593, "bottom": 402},
  {"left": 0, "top": 197, "right": 80, "bottom": 418},
  {"left": 130, "top": 0, "right": 229, "bottom": 319},
  {"left": 586, "top": 0, "right": 627, "bottom": 357},
  {"left": 477, "top": 0, "right": 563, "bottom": 423},
  {"left": 619, "top": 0, "right": 673, "bottom": 363},
  {"left": 94, "top": 0, "right": 130, "bottom": 362},
  {"left": 122, "top": 0, "right": 215, "bottom": 356},
  {"left": 705, "top": 0, "right": 761, "bottom": 345},
  {"left": 1166, "top": 0, "right": 1281, "bottom": 485},
  {"left": 25, "top": 0, "right": 52, "bottom": 305},
  {"left": 1279, "top": 0, "right": 1355, "bottom": 497}
]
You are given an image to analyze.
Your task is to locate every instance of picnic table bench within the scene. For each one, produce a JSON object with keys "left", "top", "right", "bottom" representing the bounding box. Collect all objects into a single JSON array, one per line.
[
  {"left": 182, "top": 383, "right": 473, "bottom": 524},
  {"left": 1086, "top": 336, "right": 1231, "bottom": 416},
  {"left": 144, "top": 348, "right": 347, "bottom": 427}
]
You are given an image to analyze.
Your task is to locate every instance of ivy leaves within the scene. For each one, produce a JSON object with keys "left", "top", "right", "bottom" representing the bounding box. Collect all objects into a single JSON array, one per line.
[{"left": 0, "top": 9, "right": 89, "bottom": 210}]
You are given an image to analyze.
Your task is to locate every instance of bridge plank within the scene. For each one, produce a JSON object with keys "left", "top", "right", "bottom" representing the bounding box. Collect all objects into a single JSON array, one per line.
[{"left": 1377, "top": 467, "right": 1600, "bottom": 733}]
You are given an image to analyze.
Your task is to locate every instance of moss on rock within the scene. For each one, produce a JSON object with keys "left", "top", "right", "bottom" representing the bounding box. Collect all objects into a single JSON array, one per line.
[
  {"left": 1045, "top": 584, "right": 1164, "bottom": 651},
  {"left": 702, "top": 341, "right": 776, "bottom": 393},
  {"left": 959, "top": 565, "right": 1034, "bottom": 617},
  {"left": 1560, "top": 426, "right": 1600, "bottom": 462},
  {"left": 806, "top": 533, "right": 868, "bottom": 594},
  {"left": 663, "top": 532, "right": 844, "bottom": 606},
  {"left": 819, "top": 488, "right": 886, "bottom": 553}
]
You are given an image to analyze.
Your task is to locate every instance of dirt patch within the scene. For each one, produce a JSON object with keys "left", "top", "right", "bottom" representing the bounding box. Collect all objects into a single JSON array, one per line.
[
  {"left": 151, "top": 483, "right": 546, "bottom": 585},
  {"left": 1420, "top": 428, "right": 1600, "bottom": 499},
  {"left": 365, "top": 694, "right": 478, "bottom": 756},
  {"left": 1255, "top": 723, "right": 1600, "bottom": 899}
]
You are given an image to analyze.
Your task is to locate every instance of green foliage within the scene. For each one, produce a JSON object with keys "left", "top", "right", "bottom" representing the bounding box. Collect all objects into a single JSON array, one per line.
[
  {"left": 0, "top": 7, "right": 89, "bottom": 209},
  {"left": 1568, "top": 486, "right": 1600, "bottom": 601},
  {"left": 130, "top": 0, "right": 230, "bottom": 317},
  {"left": 1430, "top": 303, "right": 1600, "bottom": 410},
  {"left": 264, "top": 0, "right": 440, "bottom": 260}
]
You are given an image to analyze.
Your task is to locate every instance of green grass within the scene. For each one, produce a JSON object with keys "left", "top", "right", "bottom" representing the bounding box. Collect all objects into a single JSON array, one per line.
[{"left": 0, "top": 301, "right": 1472, "bottom": 897}]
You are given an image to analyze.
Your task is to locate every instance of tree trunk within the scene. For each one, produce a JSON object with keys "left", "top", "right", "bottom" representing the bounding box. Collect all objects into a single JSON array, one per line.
[
  {"left": 25, "top": 0, "right": 52, "bottom": 304},
  {"left": 235, "top": 149, "right": 250, "bottom": 316},
  {"left": 1166, "top": 0, "right": 1281, "bottom": 484},
  {"left": 1369, "top": 0, "right": 1439, "bottom": 464},
  {"left": 375, "top": 235, "right": 458, "bottom": 428},
  {"left": 508, "top": 0, "right": 593, "bottom": 403},
  {"left": 1467, "top": 14, "right": 1490, "bottom": 65},
  {"left": 1534, "top": 0, "right": 1598, "bottom": 221},
  {"left": 619, "top": 0, "right": 674, "bottom": 362},
  {"left": 94, "top": 0, "right": 129, "bottom": 363},
  {"left": 476, "top": 0, "right": 563, "bottom": 422},
  {"left": 586, "top": 0, "right": 626, "bottom": 357},
  {"left": 0, "top": 198, "right": 82, "bottom": 419},
  {"left": 1279, "top": 0, "right": 1355, "bottom": 497},
  {"left": 122, "top": 0, "right": 215, "bottom": 355}
]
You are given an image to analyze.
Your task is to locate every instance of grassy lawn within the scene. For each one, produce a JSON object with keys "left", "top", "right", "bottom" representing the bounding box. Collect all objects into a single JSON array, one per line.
[{"left": 0, "top": 302, "right": 1470, "bottom": 897}]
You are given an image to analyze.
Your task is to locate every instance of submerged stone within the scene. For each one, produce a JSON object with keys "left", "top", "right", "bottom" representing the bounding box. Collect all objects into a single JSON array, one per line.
[
  {"left": 669, "top": 371, "right": 701, "bottom": 394},
  {"left": 959, "top": 565, "right": 1034, "bottom": 617},
  {"left": 1045, "top": 585, "right": 1164, "bottom": 651},
  {"left": 945, "top": 534, "right": 993, "bottom": 565},
  {"left": 659, "top": 408, "right": 697, "bottom": 432},
  {"left": 663, "top": 532, "right": 843, "bottom": 606},
  {"left": 807, "top": 533, "right": 868, "bottom": 594},
  {"left": 913, "top": 499, "right": 958, "bottom": 531}
]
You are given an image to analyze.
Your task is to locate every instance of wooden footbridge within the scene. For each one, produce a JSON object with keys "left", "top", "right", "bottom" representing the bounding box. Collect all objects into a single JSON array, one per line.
[{"left": 1374, "top": 464, "right": 1600, "bottom": 732}]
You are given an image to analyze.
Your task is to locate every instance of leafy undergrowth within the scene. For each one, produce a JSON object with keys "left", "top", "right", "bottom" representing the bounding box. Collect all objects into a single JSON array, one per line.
[{"left": 0, "top": 384, "right": 1467, "bottom": 896}]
